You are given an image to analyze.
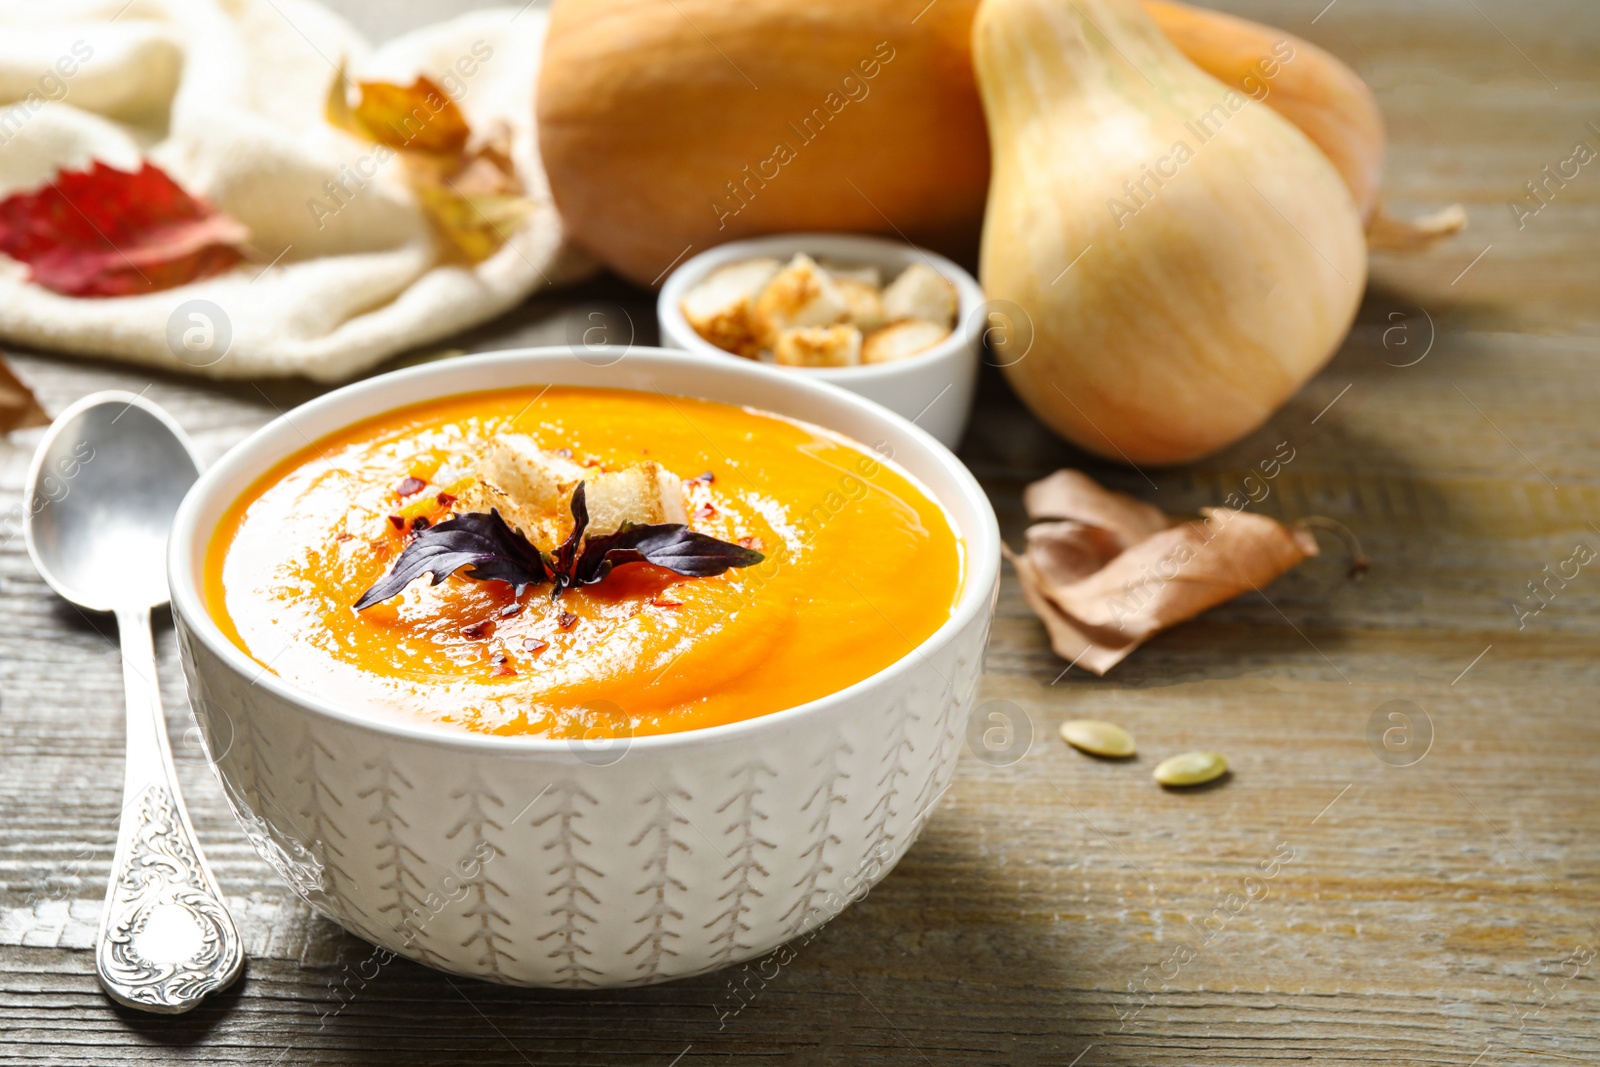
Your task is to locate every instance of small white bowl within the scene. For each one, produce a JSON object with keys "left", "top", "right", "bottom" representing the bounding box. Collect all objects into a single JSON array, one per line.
[
  {"left": 657, "top": 233, "right": 984, "bottom": 450},
  {"left": 169, "top": 347, "right": 999, "bottom": 987}
]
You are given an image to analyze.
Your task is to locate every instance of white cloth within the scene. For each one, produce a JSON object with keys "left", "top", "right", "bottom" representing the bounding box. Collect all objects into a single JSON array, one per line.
[{"left": 0, "top": 0, "right": 593, "bottom": 380}]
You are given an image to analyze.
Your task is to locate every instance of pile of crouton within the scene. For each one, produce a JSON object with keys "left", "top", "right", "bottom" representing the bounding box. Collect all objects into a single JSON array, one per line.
[
  {"left": 680, "top": 253, "right": 960, "bottom": 368},
  {"left": 455, "top": 435, "right": 688, "bottom": 546}
]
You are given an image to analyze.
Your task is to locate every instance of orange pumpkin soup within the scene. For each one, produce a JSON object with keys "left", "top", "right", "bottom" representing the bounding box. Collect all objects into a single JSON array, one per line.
[{"left": 207, "top": 386, "right": 963, "bottom": 738}]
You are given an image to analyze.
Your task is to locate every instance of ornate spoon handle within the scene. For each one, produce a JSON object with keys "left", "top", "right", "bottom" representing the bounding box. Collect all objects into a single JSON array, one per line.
[{"left": 95, "top": 607, "right": 243, "bottom": 1013}]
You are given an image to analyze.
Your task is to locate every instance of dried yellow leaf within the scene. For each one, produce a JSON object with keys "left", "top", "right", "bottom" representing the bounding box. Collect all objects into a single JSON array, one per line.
[
  {"left": 324, "top": 61, "right": 533, "bottom": 263},
  {"left": 325, "top": 61, "right": 469, "bottom": 154}
]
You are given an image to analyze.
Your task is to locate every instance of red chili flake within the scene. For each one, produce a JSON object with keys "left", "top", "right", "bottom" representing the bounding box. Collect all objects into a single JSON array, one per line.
[
  {"left": 387, "top": 514, "right": 405, "bottom": 530},
  {"left": 695, "top": 503, "right": 717, "bottom": 519},
  {"left": 554, "top": 448, "right": 573, "bottom": 458},
  {"left": 411, "top": 516, "right": 430, "bottom": 533},
  {"left": 738, "top": 536, "right": 764, "bottom": 551},
  {"left": 693, "top": 471, "right": 715, "bottom": 484},
  {"left": 461, "top": 621, "right": 493, "bottom": 640},
  {"left": 491, "top": 654, "right": 517, "bottom": 678},
  {"left": 557, "top": 611, "right": 578, "bottom": 630},
  {"left": 499, "top": 602, "right": 523, "bottom": 618},
  {"left": 336, "top": 532, "right": 353, "bottom": 542},
  {"left": 523, "top": 637, "right": 548, "bottom": 653},
  {"left": 582, "top": 458, "right": 600, "bottom": 468},
  {"left": 435, "top": 492, "right": 456, "bottom": 508},
  {"left": 395, "top": 476, "right": 426, "bottom": 497},
  {"left": 650, "top": 597, "right": 683, "bottom": 608}
]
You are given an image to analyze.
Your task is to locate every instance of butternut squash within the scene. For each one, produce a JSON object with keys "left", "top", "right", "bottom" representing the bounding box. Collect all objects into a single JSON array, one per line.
[
  {"left": 974, "top": 0, "right": 1366, "bottom": 464},
  {"left": 1139, "top": 0, "right": 1382, "bottom": 223},
  {"left": 537, "top": 0, "right": 989, "bottom": 287},
  {"left": 537, "top": 0, "right": 1395, "bottom": 286}
]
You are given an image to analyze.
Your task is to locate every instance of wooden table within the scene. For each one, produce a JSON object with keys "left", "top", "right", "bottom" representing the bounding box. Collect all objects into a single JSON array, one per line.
[{"left": 3, "top": 0, "right": 1596, "bottom": 1062}]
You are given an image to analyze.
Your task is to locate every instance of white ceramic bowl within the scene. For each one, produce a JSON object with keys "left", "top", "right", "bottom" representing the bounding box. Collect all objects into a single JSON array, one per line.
[
  {"left": 657, "top": 233, "right": 984, "bottom": 450},
  {"left": 169, "top": 347, "right": 998, "bottom": 988}
]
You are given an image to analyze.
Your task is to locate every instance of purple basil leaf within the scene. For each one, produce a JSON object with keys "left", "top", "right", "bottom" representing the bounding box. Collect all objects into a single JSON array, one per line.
[
  {"left": 354, "top": 509, "right": 549, "bottom": 610},
  {"left": 548, "top": 481, "right": 589, "bottom": 598},
  {"left": 574, "top": 523, "right": 764, "bottom": 585},
  {"left": 571, "top": 525, "right": 641, "bottom": 585}
]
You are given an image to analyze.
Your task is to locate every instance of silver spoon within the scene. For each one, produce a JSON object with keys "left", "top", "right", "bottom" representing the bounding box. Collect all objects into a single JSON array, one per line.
[{"left": 24, "top": 391, "right": 242, "bottom": 1013}]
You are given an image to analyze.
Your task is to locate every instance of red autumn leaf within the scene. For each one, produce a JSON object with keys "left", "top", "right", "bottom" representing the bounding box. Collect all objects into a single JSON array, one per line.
[{"left": 0, "top": 161, "right": 250, "bottom": 298}]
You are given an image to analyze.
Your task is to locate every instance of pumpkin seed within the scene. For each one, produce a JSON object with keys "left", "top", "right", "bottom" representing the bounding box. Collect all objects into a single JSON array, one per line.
[
  {"left": 1058, "top": 719, "right": 1136, "bottom": 758},
  {"left": 1153, "top": 751, "right": 1228, "bottom": 787}
]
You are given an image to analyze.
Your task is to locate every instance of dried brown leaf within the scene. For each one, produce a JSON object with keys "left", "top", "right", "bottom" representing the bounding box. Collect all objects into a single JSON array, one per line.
[
  {"left": 1009, "top": 470, "right": 1322, "bottom": 675},
  {"left": 1043, "top": 508, "right": 1319, "bottom": 641},
  {"left": 1022, "top": 469, "right": 1172, "bottom": 550},
  {"left": 1004, "top": 542, "right": 1137, "bottom": 676},
  {"left": 0, "top": 357, "right": 48, "bottom": 433},
  {"left": 1022, "top": 520, "right": 1125, "bottom": 586}
]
